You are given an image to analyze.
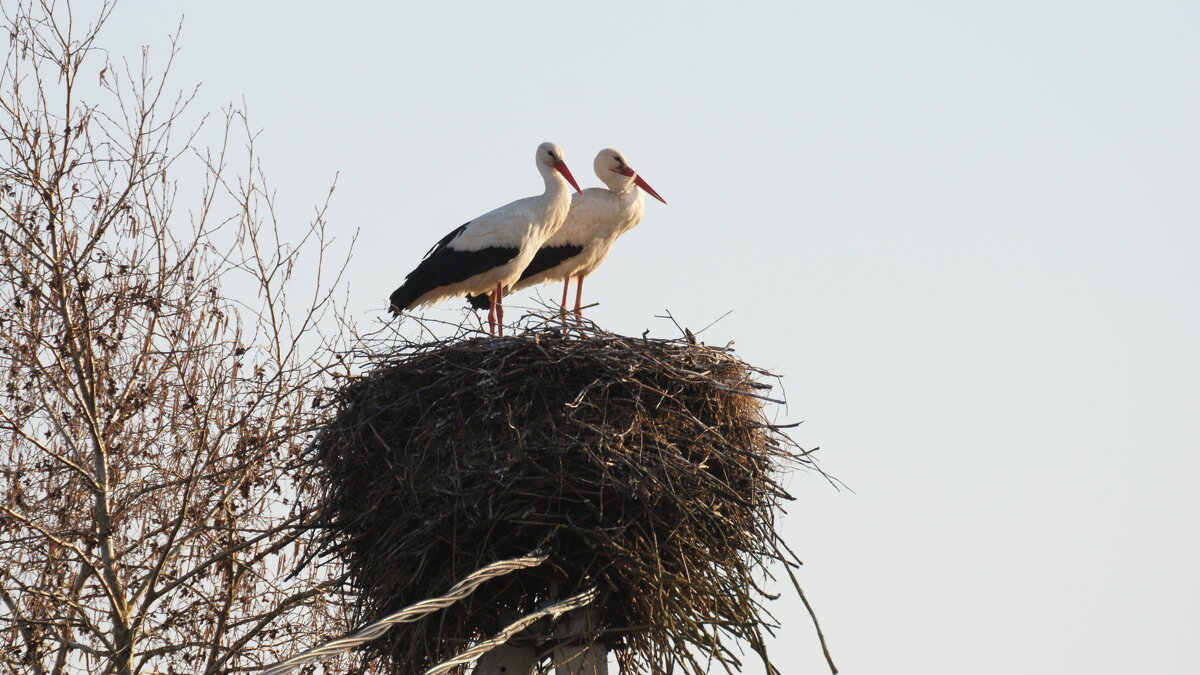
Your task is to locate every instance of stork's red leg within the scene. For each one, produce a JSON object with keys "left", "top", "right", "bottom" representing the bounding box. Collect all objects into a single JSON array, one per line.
[
  {"left": 487, "top": 292, "right": 496, "bottom": 335},
  {"left": 560, "top": 277, "right": 570, "bottom": 317},
  {"left": 574, "top": 275, "right": 585, "bottom": 320},
  {"left": 494, "top": 281, "right": 504, "bottom": 336}
]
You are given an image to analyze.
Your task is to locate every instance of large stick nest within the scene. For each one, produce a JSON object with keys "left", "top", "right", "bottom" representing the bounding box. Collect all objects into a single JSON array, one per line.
[{"left": 313, "top": 319, "right": 819, "bottom": 673}]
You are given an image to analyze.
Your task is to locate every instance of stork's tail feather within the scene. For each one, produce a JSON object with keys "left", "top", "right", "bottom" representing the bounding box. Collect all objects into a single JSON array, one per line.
[
  {"left": 389, "top": 285, "right": 416, "bottom": 315},
  {"left": 466, "top": 292, "right": 491, "bottom": 311}
]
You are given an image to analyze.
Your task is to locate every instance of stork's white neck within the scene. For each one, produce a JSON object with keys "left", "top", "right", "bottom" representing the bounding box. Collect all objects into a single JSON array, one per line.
[
  {"left": 598, "top": 171, "right": 637, "bottom": 196},
  {"left": 538, "top": 161, "right": 571, "bottom": 198},
  {"left": 530, "top": 160, "right": 575, "bottom": 243}
]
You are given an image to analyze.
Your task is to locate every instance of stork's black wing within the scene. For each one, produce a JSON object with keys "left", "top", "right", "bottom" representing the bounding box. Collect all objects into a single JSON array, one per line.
[
  {"left": 389, "top": 222, "right": 519, "bottom": 313},
  {"left": 465, "top": 243, "right": 585, "bottom": 311}
]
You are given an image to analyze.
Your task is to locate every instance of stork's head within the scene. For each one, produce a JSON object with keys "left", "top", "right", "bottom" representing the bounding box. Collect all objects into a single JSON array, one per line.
[
  {"left": 594, "top": 148, "right": 666, "bottom": 204},
  {"left": 537, "top": 141, "right": 582, "bottom": 193}
]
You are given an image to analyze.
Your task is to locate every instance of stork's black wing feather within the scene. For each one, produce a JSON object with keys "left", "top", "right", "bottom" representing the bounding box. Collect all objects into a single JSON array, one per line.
[
  {"left": 519, "top": 244, "right": 585, "bottom": 280},
  {"left": 424, "top": 222, "right": 469, "bottom": 259},
  {"left": 465, "top": 244, "right": 585, "bottom": 311},
  {"left": 390, "top": 222, "right": 518, "bottom": 313}
]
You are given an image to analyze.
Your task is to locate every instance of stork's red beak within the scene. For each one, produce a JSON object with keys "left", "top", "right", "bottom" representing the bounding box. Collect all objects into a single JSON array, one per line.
[
  {"left": 633, "top": 173, "right": 666, "bottom": 204},
  {"left": 554, "top": 160, "right": 583, "bottom": 194}
]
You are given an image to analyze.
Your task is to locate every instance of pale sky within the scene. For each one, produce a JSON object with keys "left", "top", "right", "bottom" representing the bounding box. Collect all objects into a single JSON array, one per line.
[{"left": 103, "top": 2, "right": 1200, "bottom": 673}]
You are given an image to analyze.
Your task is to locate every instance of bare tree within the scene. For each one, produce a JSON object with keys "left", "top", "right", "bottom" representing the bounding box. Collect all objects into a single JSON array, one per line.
[{"left": 0, "top": 2, "right": 356, "bottom": 673}]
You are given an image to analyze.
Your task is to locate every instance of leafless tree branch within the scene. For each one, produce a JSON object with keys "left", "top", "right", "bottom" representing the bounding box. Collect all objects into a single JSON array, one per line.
[{"left": 0, "top": 2, "right": 363, "bottom": 673}]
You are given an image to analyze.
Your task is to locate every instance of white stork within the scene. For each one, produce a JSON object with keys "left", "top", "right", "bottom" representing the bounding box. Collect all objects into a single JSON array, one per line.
[
  {"left": 388, "top": 142, "right": 583, "bottom": 335},
  {"left": 468, "top": 148, "right": 665, "bottom": 317}
]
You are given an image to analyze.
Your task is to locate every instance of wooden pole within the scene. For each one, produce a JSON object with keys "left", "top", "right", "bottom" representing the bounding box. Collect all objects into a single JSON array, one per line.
[
  {"left": 473, "top": 644, "right": 538, "bottom": 675},
  {"left": 552, "top": 606, "right": 608, "bottom": 675}
]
